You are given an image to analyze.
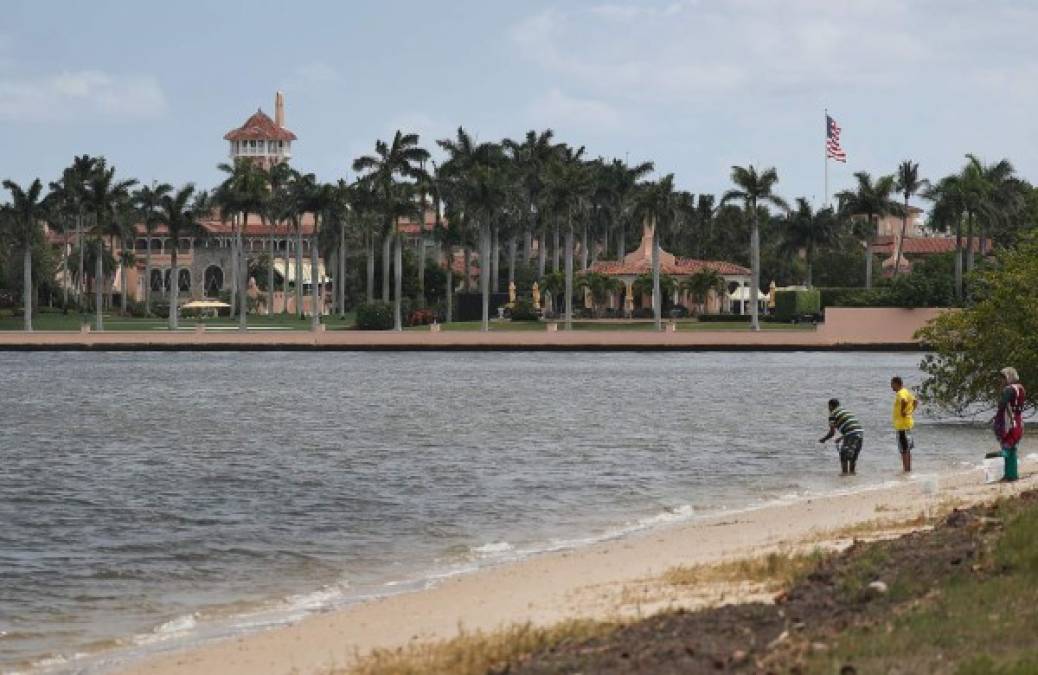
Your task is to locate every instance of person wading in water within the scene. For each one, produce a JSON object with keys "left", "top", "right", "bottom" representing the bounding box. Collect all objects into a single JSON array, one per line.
[
  {"left": 993, "top": 366, "right": 1026, "bottom": 482},
  {"left": 891, "top": 376, "right": 918, "bottom": 473},
  {"left": 819, "top": 398, "right": 864, "bottom": 476}
]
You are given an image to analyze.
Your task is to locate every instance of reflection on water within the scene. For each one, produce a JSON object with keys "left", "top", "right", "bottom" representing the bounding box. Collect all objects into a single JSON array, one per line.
[{"left": 0, "top": 351, "right": 993, "bottom": 671}]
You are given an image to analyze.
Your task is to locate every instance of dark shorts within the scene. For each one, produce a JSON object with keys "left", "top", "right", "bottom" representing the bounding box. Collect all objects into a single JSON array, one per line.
[
  {"left": 839, "top": 434, "right": 863, "bottom": 462},
  {"left": 897, "top": 430, "right": 914, "bottom": 454}
]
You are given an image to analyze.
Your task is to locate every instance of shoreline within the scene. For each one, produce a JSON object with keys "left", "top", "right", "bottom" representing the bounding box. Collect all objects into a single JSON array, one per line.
[{"left": 102, "top": 457, "right": 1035, "bottom": 675}]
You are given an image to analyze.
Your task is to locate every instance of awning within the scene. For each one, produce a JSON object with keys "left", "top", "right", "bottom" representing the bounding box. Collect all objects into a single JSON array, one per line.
[{"left": 274, "top": 258, "right": 330, "bottom": 284}]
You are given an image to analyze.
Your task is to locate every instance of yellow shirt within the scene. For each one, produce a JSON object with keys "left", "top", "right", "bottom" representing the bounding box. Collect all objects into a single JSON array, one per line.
[{"left": 892, "top": 387, "right": 916, "bottom": 431}]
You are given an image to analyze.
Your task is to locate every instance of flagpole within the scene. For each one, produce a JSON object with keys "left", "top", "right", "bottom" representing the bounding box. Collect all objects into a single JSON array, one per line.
[{"left": 824, "top": 108, "right": 829, "bottom": 209}]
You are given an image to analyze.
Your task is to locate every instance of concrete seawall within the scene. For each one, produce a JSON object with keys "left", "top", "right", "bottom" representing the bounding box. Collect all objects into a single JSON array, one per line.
[{"left": 0, "top": 308, "right": 949, "bottom": 352}]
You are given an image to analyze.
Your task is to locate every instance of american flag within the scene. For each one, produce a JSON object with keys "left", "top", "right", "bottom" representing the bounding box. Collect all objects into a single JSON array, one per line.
[{"left": 826, "top": 114, "right": 846, "bottom": 162}]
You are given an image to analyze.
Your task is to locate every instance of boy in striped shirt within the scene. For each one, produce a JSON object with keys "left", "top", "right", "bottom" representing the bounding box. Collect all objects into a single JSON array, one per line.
[{"left": 819, "top": 398, "right": 864, "bottom": 475}]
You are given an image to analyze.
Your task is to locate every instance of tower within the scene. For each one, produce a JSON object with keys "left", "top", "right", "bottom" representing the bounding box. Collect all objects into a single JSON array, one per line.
[{"left": 223, "top": 91, "right": 297, "bottom": 168}]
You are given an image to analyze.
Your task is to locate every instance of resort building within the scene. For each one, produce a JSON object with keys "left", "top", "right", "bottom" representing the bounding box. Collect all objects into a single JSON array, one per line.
[{"left": 589, "top": 223, "right": 751, "bottom": 316}]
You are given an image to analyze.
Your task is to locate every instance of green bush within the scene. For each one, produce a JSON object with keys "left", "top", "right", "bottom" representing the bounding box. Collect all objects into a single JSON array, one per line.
[
  {"left": 699, "top": 313, "right": 751, "bottom": 323},
  {"left": 774, "top": 289, "right": 821, "bottom": 321},
  {"left": 510, "top": 300, "right": 539, "bottom": 321},
  {"left": 356, "top": 301, "right": 394, "bottom": 330}
]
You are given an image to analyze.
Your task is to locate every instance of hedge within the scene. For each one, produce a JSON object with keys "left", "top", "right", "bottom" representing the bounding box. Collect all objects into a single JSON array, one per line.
[{"left": 355, "top": 301, "right": 394, "bottom": 330}]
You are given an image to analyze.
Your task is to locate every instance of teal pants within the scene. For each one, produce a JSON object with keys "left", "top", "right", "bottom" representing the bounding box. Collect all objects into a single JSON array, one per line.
[{"left": 1002, "top": 446, "right": 1019, "bottom": 481}]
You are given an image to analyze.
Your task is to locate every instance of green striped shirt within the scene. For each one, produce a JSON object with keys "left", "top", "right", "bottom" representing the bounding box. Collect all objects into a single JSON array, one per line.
[{"left": 829, "top": 406, "right": 863, "bottom": 436}]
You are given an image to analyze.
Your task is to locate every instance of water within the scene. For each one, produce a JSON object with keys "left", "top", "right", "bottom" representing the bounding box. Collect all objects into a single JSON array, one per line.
[{"left": 0, "top": 351, "right": 994, "bottom": 673}]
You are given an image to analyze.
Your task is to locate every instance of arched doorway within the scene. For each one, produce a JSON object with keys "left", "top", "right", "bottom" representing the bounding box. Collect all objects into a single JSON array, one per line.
[
  {"left": 203, "top": 265, "right": 224, "bottom": 297},
  {"left": 178, "top": 269, "right": 191, "bottom": 292},
  {"left": 151, "top": 269, "right": 164, "bottom": 292}
]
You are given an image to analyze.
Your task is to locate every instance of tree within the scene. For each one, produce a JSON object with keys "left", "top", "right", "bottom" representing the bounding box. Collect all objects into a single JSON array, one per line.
[
  {"left": 917, "top": 236, "right": 1038, "bottom": 415},
  {"left": 158, "top": 186, "right": 206, "bottom": 330},
  {"left": 217, "top": 159, "right": 269, "bottom": 330},
  {"left": 503, "top": 129, "right": 556, "bottom": 268},
  {"left": 294, "top": 173, "right": 336, "bottom": 330},
  {"left": 543, "top": 145, "right": 591, "bottom": 330},
  {"left": 262, "top": 162, "right": 293, "bottom": 315},
  {"left": 893, "top": 161, "right": 927, "bottom": 279},
  {"left": 353, "top": 130, "right": 430, "bottom": 330},
  {"left": 681, "top": 268, "right": 726, "bottom": 315},
  {"left": 82, "top": 163, "right": 136, "bottom": 330},
  {"left": 720, "top": 165, "right": 788, "bottom": 330},
  {"left": 575, "top": 271, "right": 622, "bottom": 317},
  {"left": 778, "top": 198, "right": 836, "bottom": 287},
  {"left": 132, "top": 182, "right": 172, "bottom": 315},
  {"left": 834, "top": 171, "right": 897, "bottom": 290},
  {"left": 632, "top": 175, "right": 678, "bottom": 330},
  {"left": 2, "top": 179, "right": 47, "bottom": 331}
]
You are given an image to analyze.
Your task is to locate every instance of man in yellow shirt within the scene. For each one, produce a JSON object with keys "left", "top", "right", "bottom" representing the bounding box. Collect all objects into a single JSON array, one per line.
[{"left": 891, "top": 376, "right": 918, "bottom": 472}]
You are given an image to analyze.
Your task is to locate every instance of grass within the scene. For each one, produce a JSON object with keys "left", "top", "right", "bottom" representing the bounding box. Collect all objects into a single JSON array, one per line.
[
  {"left": 662, "top": 549, "right": 826, "bottom": 592},
  {"left": 344, "top": 620, "right": 611, "bottom": 675},
  {"left": 0, "top": 309, "right": 356, "bottom": 331},
  {"left": 808, "top": 495, "right": 1038, "bottom": 674},
  {"left": 405, "top": 319, "right": 815, "bottom": 332}
]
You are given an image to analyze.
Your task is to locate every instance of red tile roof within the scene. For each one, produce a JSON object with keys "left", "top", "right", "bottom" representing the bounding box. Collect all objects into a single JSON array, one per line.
[
  {"left": 870, "top": 236, "right": 988, "bottom": 255},
  {"left": 590, "top": 258, "right": 750, "bottom": 276},
  {"left": 224, "top": 109, "right": 297, "bottom": 142}
]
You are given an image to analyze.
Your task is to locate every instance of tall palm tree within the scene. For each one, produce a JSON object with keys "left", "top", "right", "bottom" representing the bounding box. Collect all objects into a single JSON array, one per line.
[
  {"left": 3, "top": 179, "right": 47, "bottom": 331},
  {"left": 632, "top": 175, "right": 678, "bottom": 330},
  {"left": 82, "top": 164, "right": 136, "bottom": 330},
  {"left": 158, "top": 186, "right": 206, "bottom": 330},
  {"left": 720, "top": 165, "right": 789, "bottom": 330},
  {"left": 893, "top": 161, "right": 927, "bottom": 279},
  {"left": 261, "top": 162, "right": 293, "bottom": 315},
  {"left": 353, "top": 130, "right": 430, "bottom": 327},
  {"left": 217, "top": 159, "right": 269, "bottom": 330},
  {"left": 779, "top": 198, "right": 835, "bottom": 287},
  {"left": 834, "top": 171, "right": 896, "bottom": 291},
  {"left": 503, "top": 129, "right": 556, "bottom": 266},
  {"left": 132, "top": 182, "right": 172, "bottom": 315},
  {"left": 65, "top": 155, "right": 100, "bottom": 311},
  {"left": 575, "top": 271, "right": 622, "bottom": 317},
  {"left": 606, "top": 158, "right": 655, "bottom": 260},
  {"left": 294, "top": 173, "right": 337, "bottom": 330},
  {"left": 543, "top": 145, "right": 591, "bottom": 330}
]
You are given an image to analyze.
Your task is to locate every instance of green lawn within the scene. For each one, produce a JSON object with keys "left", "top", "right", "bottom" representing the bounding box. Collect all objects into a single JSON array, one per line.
[
  {"left": 0, "top": 310, "right": 356, "bottom": 331},
  {"left": 405, "top": 319, "right": 815, "bottom": 332}
]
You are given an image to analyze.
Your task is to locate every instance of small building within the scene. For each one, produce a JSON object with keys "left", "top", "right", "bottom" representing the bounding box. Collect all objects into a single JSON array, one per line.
[
  {"left": 223, "top": 91, "right": 296, "bottom": 169},
  {"left": 589, "top": 223, "right": 751, "bottom": 316}
]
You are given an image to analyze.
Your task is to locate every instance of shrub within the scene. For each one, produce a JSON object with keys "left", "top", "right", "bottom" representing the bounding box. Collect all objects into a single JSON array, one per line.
[
  {"left": 355, "top": 301, "right": 394, "bottom": 330},
  {"left": 774, "top": 289, "right": 821, "bottom": 322},
  {"left": 407, "top": 308, "right": 436, "bottom": 326},
  {"left": 631, "top": 307, "right": 653, "bottom": 319},
  {"left": 699, "top": 313, "right": 751, "bottom": 323},
  {"left": 668, "top": 305, "right": 689, "bottom": 319},
  {"left": 510, "top": 300, "right": 539, "bottom": 321}
]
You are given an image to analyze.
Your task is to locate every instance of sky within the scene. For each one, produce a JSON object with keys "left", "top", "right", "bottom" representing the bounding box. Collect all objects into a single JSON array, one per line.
[{"left": 2, "top": 0, "right": 1037, "bottom": 209}]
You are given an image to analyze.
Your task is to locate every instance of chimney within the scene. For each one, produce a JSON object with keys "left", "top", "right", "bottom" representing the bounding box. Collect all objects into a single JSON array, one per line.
[{"left": 275, "top": 91, "right": 285, "bottom": 127}]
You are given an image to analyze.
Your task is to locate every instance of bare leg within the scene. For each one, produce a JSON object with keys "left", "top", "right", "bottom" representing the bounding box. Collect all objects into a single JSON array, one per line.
[{"left": 902, "top": 451, "right": 912, "bottom": 473}]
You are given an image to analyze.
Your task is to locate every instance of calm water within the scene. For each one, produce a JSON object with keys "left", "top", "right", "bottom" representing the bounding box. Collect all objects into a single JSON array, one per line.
[{"left": 0, "top": 351, "right": 994, "bottom": 673}]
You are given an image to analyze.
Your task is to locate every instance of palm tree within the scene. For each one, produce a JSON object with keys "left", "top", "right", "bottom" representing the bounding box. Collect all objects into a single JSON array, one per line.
[
  {"left": 779, "top": 198, "right": 835, "bottom": 287},
  {"left": 3, "top": 179, "right": 47, "bottom": 331},
  {"left": 893, "top": 161, "right": 927, "bottom": 279},
  {"left": 82, "top": 164, "right": 136, "bottom": 330},
  {"left": 261, "top": 162, "right": 293, "bottom": 315},
  {"left": 720, "top": 165, "right": 789, "bottom": 330},
  {"left": 680, "top": 268, "right": 726, "bottom": 316},
  {"left": 607, "top": 158, "right": 655, "bottom": 260},
  {"left": 353, "top": 130, "right": 430, "bottom": 328},
  {"left": 217, "top": 159, "right": 269, "bottom": 330},
  {"left": 834, "top": 171, "right": 896, "bottom": 290},
  {"left": 575, "top": 271, "right": 623, "bottom": 317},
  {"left": 632, "top": 175, "right": 679, "bottom": 330},
  {"left": 923, "top": 176, "right": 966, "bottom": 299},
  {"left": 132, "top": 182, "right": 172, "bottom": 315},
  {"left": 543, "top": 145, "right": 591, "bottom": 330},
  {"left": 294, "top": 173, "right": 337, "bottom": 330},
  {"left": 538, "top": 271, "right": 566, "bottom": 317},
  {"left": 503, "top": 129, "right": 556, "bottom": 267},
  {"left": 158, "top": 186, "right": 205, "bottom": 330},
  {"left": 64, "top": 155, "right": 100, "bottom": 311}
]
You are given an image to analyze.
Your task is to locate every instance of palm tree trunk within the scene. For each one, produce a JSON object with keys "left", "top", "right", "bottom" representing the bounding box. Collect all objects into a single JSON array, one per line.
[
  {"left": 393, "top": 232, "right": 403, "bottom": 331},
  {"left": 508, "top": 235, "right": 517, "bottom": 285},
  {"left": 491, "top": 224, "right": 500, "bottom": 293},
  {"left": 418, "top": 231, "right": 426, "bottom": 305},
  {"left": 893, "top": 197, "right": 908, "bottom": 279},
  {"left": 445, "top": 243, "right": 454, "bottom": 323},
  {"left": 106, "top": 236, "right": 115, "bottom": 312},
  {"left": 338, "top": 221, "right": 346, "bottom": 317},
  {"left": 524, "top": 229, "right": 533, "bottom": 262},
  {"left": 120, "top": 255, "right": 128, "bottom": 316},
  {"left": 652, "top": 216, "right": 661, "bottom": 331},
  {"left": 954, "top": 220, "right": 963, "bottom": 301},
  {"left": 750, "top": 204, "right": 760, "bottom": 332},
  {"left": 366, "top": 229, "right": 375, "bottom": 302},
  {"left": 481, "top": 222, "right": 490, "bottom": 332},
  {"left": 864, "top": 245, "right": 873, "bottom": 290},
  {"left": 23, "top": 243, "right": 32, "bottom": 331},
  {"left": 61, "top": 231, "right": 69, "bottom": 310},
  {"left": 239, "top": 216, "right": 248, "bottom": 331},
  {"left": 268, "top": 225, "right": 276, "bottom": 316},
  {"left": 965, "top": 211, "right": 975, "bottom": 276},
  {"left": 77, "top": 214, "right": 85, "bottom": 311},
  {"left": 537, "top": 227, "right": 547, "bottom": 278},
  {"left": 463, "top": 246, "right": 472, "bottom": 291},
  {"left": 95, "top": 240, "right": 104, "bottom": 331},
  {"left": 581, "top": 223, "right": 589, "bottom": 271},
  {"left": 229, "top": 232, "right": 238, "bottom": 316},
  {"left": 295, "top": 225, "right": 304, "bottom": 318},
  {"left": 564, "top": 219, "right": 574, "bottom": 330},
  {"left": 553, "top": 220, "right": 561, "bottom": 273},
  {"left": 281, "top": 235, "right": 290, "bottom": 315},
  {"left": 381, "top": 226, "right": 393, "bottom": 303},
  {"left": 311, "top": 222, "right": 321, "bottom": 331},
  {"left": 144, "top": 234, "right": 153, "bottom": 315},
  {"left": 618, "top": 226, "right": 626, "bottom": 261},
  {"left": 169, "top": 247, "right": 178, "bottom": 330}
]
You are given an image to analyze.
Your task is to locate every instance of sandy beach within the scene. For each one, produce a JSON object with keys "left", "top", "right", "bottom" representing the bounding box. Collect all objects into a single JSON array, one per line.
[{"left": 109, "top": 452, "right": 1036, "bottom": 675}]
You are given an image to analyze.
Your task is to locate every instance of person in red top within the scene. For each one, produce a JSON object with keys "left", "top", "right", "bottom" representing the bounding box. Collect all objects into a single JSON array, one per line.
[{"left": 994, "top": 366, "right": 1026, "bottom": 482}]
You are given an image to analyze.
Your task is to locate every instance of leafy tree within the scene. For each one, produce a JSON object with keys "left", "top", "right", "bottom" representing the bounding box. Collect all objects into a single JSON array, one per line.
[
  {"left": 778, "top": 199, "right": 836, "bottom": 287},
  {"left": 893, "top": 161, "right": 927, "bottom": 278},
  {"left": 835, "top": 171, "right": 898, "bottom": 290},
  {"left": 632, "top": 175, "right": 678, "bottom": 330},
  {"left": 918, "top": 236, "right": 1038, "bottom": 415},
  {"left": 575, "top": 271, "right": 622, "bottom": 317},
  {"left": 720, "top": 165, "right": 789, "bottom": 330},
  {"left": 680, "top": 268, "right": 726, "bottom": 315}
]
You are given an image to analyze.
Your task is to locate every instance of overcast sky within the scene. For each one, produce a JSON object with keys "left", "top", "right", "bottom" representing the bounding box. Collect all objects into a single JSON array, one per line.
[{"left": 2, "top": 0, "right": 1036, "bottom": 209}]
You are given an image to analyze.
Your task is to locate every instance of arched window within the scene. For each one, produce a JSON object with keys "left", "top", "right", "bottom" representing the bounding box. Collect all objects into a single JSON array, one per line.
[
  {"left": 151, "top": 269, "right": 165, "bottom": 292},
  {"left": 178, "top": 268, "right": 191, "bottom": 292},
  {"left": 203, "top": 265, "right": 224, "bottom": 297}
]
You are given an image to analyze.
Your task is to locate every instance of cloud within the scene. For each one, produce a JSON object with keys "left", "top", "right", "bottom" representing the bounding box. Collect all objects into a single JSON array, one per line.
[
  {"left": 0, "top": 70, "right": 166, "bottom": 122},
  {"left": 528, "top": 88, "right": 621, "bottom": 132},
  {"left": 284, "top": 61, "right": 341, "bottom": 91}
]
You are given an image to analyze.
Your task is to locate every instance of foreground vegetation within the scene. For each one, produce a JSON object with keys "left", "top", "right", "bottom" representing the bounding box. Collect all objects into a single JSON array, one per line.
[{"left": 342, "top": 490, "right": 1038, "bottom": 674}]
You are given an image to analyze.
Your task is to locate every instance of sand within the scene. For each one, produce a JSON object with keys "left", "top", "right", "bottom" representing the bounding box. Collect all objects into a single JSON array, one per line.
[{"left": 112, "top": 455, "right": 1036, "bottom": 675}]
